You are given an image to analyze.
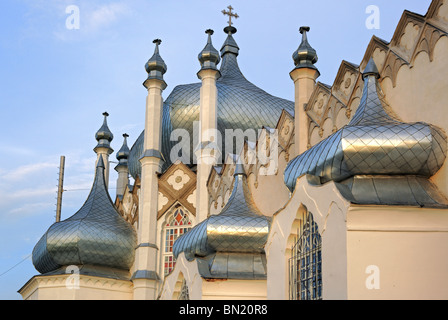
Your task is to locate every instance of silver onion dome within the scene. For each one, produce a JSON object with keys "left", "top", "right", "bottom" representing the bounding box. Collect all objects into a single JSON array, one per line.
[
  {"left": 284, "top": 59, "right": 447, "bottom": 206},
  {"left": 32, "top": 156, "right": 137, "bottom": 276},
  {"left": 128, "top": 27, "right": 294, "bottom": 178},
  {"left": 173, "top": 162, "right": 270, "bottom": 279},
  {"left": 173, "top": 164, "right": 270, "bottom": 259},
  {"left": 198, "top": 29, "right": 221, "bottom": 71},
  {"left": 116, "top": 133, "right": 130, "bottom": 166},
  {"left": 94, "top": 112, "right": 114, "bottom": 151},
  {"left": 292, "top": 26, "right": 318, "bottom": 70},
  {"left": 144, "top": 39, "right": 167, "bottom": 87}
]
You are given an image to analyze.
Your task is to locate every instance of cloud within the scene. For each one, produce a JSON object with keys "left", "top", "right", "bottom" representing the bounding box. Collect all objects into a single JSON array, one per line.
[
  {"left": 0, "top": 161, "right": 58, "bottom": 182},
  {"left": 8, "top": 202, "right": 54, "bottom": 216},
  {"left": 86, "top": 2, "right": 131, "bottom": 32}
]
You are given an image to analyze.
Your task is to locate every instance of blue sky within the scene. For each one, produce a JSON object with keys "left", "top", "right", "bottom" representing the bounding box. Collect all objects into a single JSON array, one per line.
[{"left": 0, "top": 0, "right": 431, "bottom": 299}]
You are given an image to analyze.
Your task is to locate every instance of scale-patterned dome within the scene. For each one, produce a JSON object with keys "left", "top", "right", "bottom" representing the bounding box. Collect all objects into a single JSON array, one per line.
[
  {"left": 284, "top": 59, "right": 447, "bottom": 193},
  {"left": 32, "top": 156, "right": 137, "bottom": 275},
  {"left": 128, "top": 28, "right": 294, "bottom": 178}
]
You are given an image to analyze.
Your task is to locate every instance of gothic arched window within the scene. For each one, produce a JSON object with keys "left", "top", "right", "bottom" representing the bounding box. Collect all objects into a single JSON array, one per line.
[
  {"left": 289, "top": 211, "right": 322, "bottom": 300},
  {"left": 163, "top": 207, "right": 192, "bottom": 276}
]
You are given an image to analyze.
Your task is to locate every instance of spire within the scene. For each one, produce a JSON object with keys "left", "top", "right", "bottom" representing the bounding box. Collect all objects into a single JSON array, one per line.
[
  {"left": 198, "top": 29, "right": 221, "bottom": 72},
  {"left": 233, "top": 161, "right": 246, "bottom": 177},
  {"left": 348, "top": 58, "right": 398, "bottom": 126},
  {"left": 292, "top": 26, "right": 318, "bottom": 70},
  {"left": 94, "top": 112, "right": 114, "bottom": 152},
  {"left": 115, "top": 134, "right": 130, "bottom": 200},
  {"left": 97, "top": 153, "right": 105, "bottom": 168},
  {"left": 362, "top": 57, "right": 380, "bottom": 79},
  {"left": 144, "top": 39, "right": 167, "bottom": 88},
  {"left": 116, "top": 133, "right": 130, "bottom": 167},
  {"left": 220, "top": 6, "right": 240, "bottom": 57}
]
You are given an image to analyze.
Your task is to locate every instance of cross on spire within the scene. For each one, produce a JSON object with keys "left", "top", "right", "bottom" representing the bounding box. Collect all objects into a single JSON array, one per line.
[{"left": 222, "top": 5, "right": 239, "bottom": 27}]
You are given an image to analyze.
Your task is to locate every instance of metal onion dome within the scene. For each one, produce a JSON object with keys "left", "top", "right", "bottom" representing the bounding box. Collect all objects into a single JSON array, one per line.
[
  {"left": 284, "top": 59, "right": 448, "bottom": 207},
  {"left": 32, "top": 156, "right": 137, "bottom": 276},
  {"left": 128, "top": 27, "right": 294, "bottom": 178}
]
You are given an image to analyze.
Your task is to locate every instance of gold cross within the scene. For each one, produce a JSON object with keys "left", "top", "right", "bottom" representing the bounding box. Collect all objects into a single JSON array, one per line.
[{"left": 222, "top": 5, "right": 239, "bottom": 27}]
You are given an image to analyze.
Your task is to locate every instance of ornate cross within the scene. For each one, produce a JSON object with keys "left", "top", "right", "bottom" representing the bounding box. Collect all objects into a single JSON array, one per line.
[{"left": 222, "top": 5, "right": 239, "bottom": 27}]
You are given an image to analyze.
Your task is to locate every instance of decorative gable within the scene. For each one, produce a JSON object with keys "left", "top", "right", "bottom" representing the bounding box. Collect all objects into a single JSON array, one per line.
[{"left": 158, "top": 161, "right": 196, "bottom": 219}]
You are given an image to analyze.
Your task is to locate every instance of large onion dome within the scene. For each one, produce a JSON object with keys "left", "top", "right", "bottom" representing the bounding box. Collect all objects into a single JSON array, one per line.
[
  {"left": 128, "top": 26, "right": 294, "bottom": 178},
  {"left": 32, "top": 156, "right": 137, "bottom": 277},
  {"left": 284, "top": 59, "right": 448, "bottom": 207}
]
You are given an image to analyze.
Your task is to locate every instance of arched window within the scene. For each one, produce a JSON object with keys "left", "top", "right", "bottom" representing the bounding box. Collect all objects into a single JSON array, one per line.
[
  {"left": 289, "top": 210, "right": 322, "bottom": 300},
  {"left": 163, "top": 206, "right": 192, "bottom": 276}
]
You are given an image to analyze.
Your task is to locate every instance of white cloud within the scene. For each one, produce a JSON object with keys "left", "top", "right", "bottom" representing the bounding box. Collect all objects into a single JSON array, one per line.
[
  {"left": 86, "top": 2, "right": 131, "bottom": 32},
  {"left": 0, "top": 162, "right": 58, "bottom": 182},
  {"left": 8, "top": 202, "right": 54, "bottom": 216}
]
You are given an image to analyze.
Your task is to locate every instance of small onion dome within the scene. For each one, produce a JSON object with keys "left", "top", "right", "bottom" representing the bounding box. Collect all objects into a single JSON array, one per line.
[
  {"left": 94, "top": 112, "right": 114, "bottom": 152},
  {"left": 116, "top": 133, "right": 130, "bottom": 166},
  {"left": 292, "top": 26, "right": 318, "bottom": 70},
  {"left": 173, "top": 162, "right": 270, "bottom": 260},
  {"left": 32, "top": 156, "right": 137, "bottom": 275},
  {"left": 144, "top": 39, "right": 167, "bottom": 88},
  {"left": 198, "top": 29, "right": 221, "bottom": 71}
]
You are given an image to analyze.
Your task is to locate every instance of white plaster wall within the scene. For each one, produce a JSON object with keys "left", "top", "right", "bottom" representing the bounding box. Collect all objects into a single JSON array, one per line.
[
  {"left": 20, "top": 275, "right": 133, "bottom": 300},
  {"left": 266, "top": 176, "right": 350, "bottom": 300},
  {"left": 248, "top": 151, "right": 291, "bottom": 216},
  {"left": 159, "top": 253, "right": 203, "bottom": 300},
  {"left": 346, "top": 206, "right": 448, "bottom": 300},
  {"left": 381, "top": 36, "right": 448, "bottom": 197}
]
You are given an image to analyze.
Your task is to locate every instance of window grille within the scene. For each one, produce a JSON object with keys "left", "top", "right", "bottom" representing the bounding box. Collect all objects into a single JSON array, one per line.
[
  {"left": 178, "top": 279, "right": 190, "bottom": 300},
  {"left": 289, "top": 211, "right": 322, "bottom": 300}
]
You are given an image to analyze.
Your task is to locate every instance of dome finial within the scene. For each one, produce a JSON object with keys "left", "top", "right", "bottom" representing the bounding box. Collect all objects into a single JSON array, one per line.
[
  {"left": 292, "top": 26, "right": 318, "bottom": 70},
  {"left": 300, "top": 26, "right": 310, "bottom": 35},
  {"left": 363, "top": 58, "right": 380, "bottom": 79},
  {"left": 95, "top": 111, "right": 114, "bottom": 152},
  {"left": 198, "top": 29, "right": 221, "bottom": 72},
  {"left": 116, "top": 133, "right": 130, "bottom": 165},
  {"left": 144, "top": 38, "right": 167, "bottom": 88}
]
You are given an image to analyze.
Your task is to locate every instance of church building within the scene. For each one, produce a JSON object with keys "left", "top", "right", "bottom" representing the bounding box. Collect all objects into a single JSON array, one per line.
[{"left": 19, "top": 0, "right": 448, "bottom": 300}]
